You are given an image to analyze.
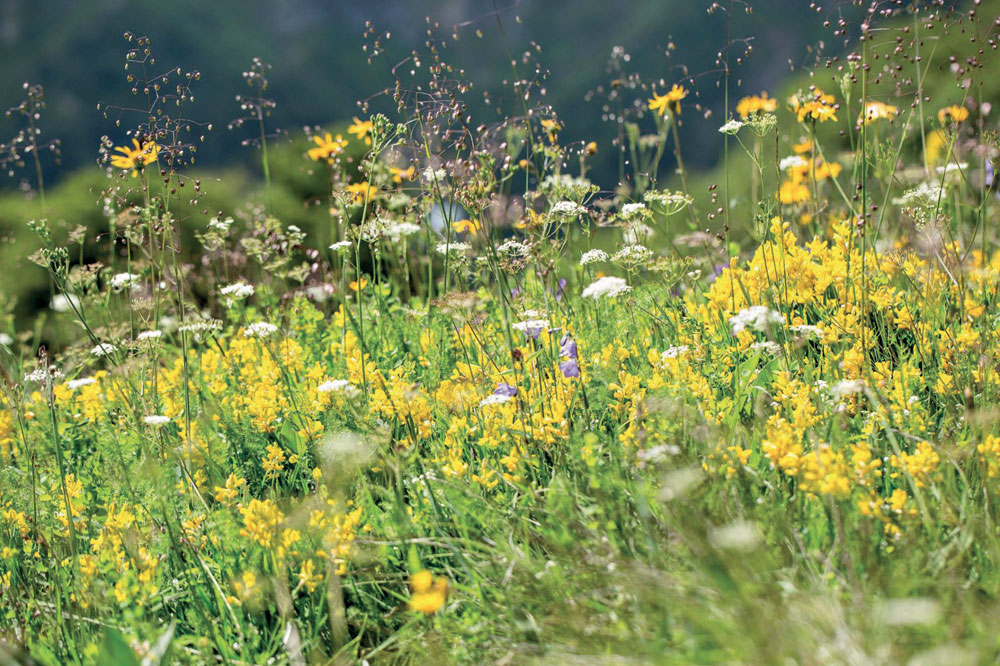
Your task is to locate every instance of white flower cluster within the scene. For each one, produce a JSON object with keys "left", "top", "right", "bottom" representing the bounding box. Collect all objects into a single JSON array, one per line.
[
  {"left": 220, "top": 282, "right": 255, "bottom": 306},
  {"left": 512, "top": 319, "right": 550, "bottom": 336},
  {"left": 137, "top": 330, "right": 163, "bottom": 341},
  {"left": 109, "top": 272, "right": 141, "bottom": 292},
  {"left": 24, "top": 367, "right": 63, "bottom": 384},
  {"left": 497, "top": 239, "right": 530, "bottom": 257},
  {"left": 551, "top": 201, "right": 588, "bottom": 217},
  {"left": 613, "top": 244, "right": 653, "bottom": 266},
  {"left": 779, "top": 155, "right": 807, "bottom": 171},
  {"left": 386, "top": 222, "right": 422, "bottom": 241},
  {"left": 243, "top": 322, "right": 278, "bottom": 338},
  {"left": 144, "top": 415, "right": 171, "bottom": 426},
  {"left": 436, "top": 242, "right": 471, "bottom": 256},
  {"left": 0, "top": 333, "right": 12, "bottom": 346},
  {"left": 66, "top": 377, "right": 96, "bottom": 390},
  {"left": 580, "top": 249, "right": 609, "bottom": 266},
  {"left": 582, "top": 276, "right": 631, "bottom": 300},
  {"left": 178, "top": 320, "right": 223, "bottom": 334},
  {"left": 831, "top": 379, "right": 865, "bottom": 399},
  {"left": 893, "top": 182, "right": 945, "bottom": 208},
  {"left": 318, "top": 379, "right": 360, "bottom": 398},
  {"left": 479, "top": 393, "right": 512, "bottom": 408},
  {"left": 207, "top": 216, "right": 234, "bottom": 233},
  {"left": 329, "top": 240, "right": 353, "bottom": 252},
  {"left": 422, "top": 167, "right": 447, "bottom": 183},
  {"left": 50, "top": 294, "right": 81, "bottom": 313},
  {"left": 729, "top": 306, "right": 784, "bottom": 334},
  {"left": 719, "top": 119, "right": 744, "bottom": 135},
  {"left": 660, "top": 345, "right": 689, "bottom": 362},
  {"left": 643, "top": 190, "right": 692, "bottom": 210},
  {"left": 620, "top": 202, "right": 647, "bottom": 219},
  {"left": 90, "top": 343, "right": 117, "bottom": 357}
]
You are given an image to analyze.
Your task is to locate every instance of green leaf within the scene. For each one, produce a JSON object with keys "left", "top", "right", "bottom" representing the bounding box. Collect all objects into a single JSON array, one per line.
[{"left": 98, "top": 629, "right": 140, "bottom": 666}]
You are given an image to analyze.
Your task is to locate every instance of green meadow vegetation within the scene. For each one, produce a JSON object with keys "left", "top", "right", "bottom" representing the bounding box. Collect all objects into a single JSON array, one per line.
[{"left": 2, "top": 2, "right": 1000, "bottom": 664}]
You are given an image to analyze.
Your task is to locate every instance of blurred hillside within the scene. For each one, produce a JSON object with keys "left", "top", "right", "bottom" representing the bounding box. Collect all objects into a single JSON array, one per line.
[{"left": 0, "top": 0, "right": 837, "bottom": 185}]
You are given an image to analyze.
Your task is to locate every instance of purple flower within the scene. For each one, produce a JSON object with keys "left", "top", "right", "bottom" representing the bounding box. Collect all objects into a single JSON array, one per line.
[
  {"left": 559, "top": 334, "right": 577, "bottom": 360},
  {"left": 555, "top": 278, "right": 567, "bottom": 302},
  {"left": 494, "top": 383, "right": 518, "bottom": 398},
  {"left": 559, "top": 359, "right": 580, "bottom": 378}
]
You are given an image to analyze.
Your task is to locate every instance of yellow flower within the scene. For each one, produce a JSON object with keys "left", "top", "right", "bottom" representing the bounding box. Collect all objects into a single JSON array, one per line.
[
  {"left": 736, "top": 92, "right": 777, "bottom": 119},
  {"left": 585, "top": 141, "right": 598, "bottom": 155},
  {"left": 350, "top": 278, "right": 368, "bottom": 292},
  {"left": 408, "top": 569, "right": 448, "bottom": 614},
  {"left": 214, "top": 473, "right": 245, "bottom": 503},
  {"left": 308, "top": 132, "right": 348, "bottom": 164},
  {"left": 648, "top": 84, "right": 688, "bottom": 117},
  {"left": 348, "top": 117, "right": 373, "bottom": 145},
  {"left": 297, "top": 558, "right": 322, "bottom": 594},
  {"left": 239, "top": 498, "right": 285, "bottom": 548},
  {"left": 390, "top": 165, "right": 415, "bottom": 183},
  {"left": 452, "top": 219, "right": 479, "bottom": 234},
  {"left": 789, "top": 88, "right": 838, "bottom": 123},
  {"left": 540, "top": 118, "right": 561, "bottom": 143},
  {"left": 346, "top": 181, "right": 377, "bottom": 204},
  {"left": 937, "top": 104, "right": 969, "bottom": 125},
  {"left": 792, "top": 139, "right": 813, "bottom": 155},
  {"left": 110, "top": 138, "right": 158, "bottom": 174},
  {"left": 859, "top": 101, "right": 898, "bottom": 125}
]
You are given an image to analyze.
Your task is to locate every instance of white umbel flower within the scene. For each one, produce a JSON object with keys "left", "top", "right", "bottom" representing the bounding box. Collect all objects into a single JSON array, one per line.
[
  {"left": 719, "top": 119, "right": 744, "bottom": 135},
  {"left": 137, "top": 330, "right": 163, "bottom": 341},
  {"left": 728, "top": 306, "right": 784, "bottom": 334},
  {"left": 243, "top": 322, "right": 278, "bottom": 338},
  {"left": 580, "top": 249, "right": 609, "bottom": 266},
  {"left": 551, "top": 201, "right": 587, "bottom": 216},
  {"left": 144, "top": 415, "right": 171, "bottom": 426},
  {"left": 90, "top": 343, "right": 117, "bottom": 357},
  {"left": 66, "top": 377, "right": 96, "bottom": 390},
  {"left": 109, "top": 273, "right": 141, "bottom": 292},
  {"left": 582, "top": 276, "right": 631, "bottom": 299}
]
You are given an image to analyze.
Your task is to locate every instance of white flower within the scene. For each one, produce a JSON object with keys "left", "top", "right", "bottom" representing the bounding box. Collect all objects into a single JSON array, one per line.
[
  {"left": 660, "top": 345, "right": 689, "bottom": 362},
  {"left": 719, "top": 119, "right": 744, "bottom": 135},
  {"left": 220, "top": 282, "right": 255, "bottom": 299},
  {"left": 50, "top": 293, "right": 81, "bottom": 313},
  {"left": 580, "top": 249, "right": 609, "bottom": 266},
  {"left": 497, "top": 239, "right": 530, "bottom": 257},
  {"left": 208, "top": 216, "right": 234, "bottom": 233},
  {"left": 613, "top": 244, "right": 653, "bottom": 266},
  {"left": 178, "top": 320, "right": 223, "bottom": 334},
  {"left": 779, "top": 155, "right": 807, "bottom": 171},
  {"left": 137, "top": 330, "right": 163, "bottom": 341},
  {"left": 479, "top": 393, "right": 512, "bottom": 408},
  {"left": 90, "top": 343, "right": 117, "bottom": 357},
  {"left": 436, "top": 242, "right": 471, "bottom": 256},
  {"left": 243, "top": 322, "right": 278, "bottom": 338},
  {"left": 318, "top": 379, "right": 356, "bottom": 395},
  {"left": 831, "top": 379, "right": 865, "bottom": 398},
  {"left": 329, "top": 240, "right": 353, "bottom": 252},
  {"left": 790, "top": 324, "right": 824, "bottom": 340},
  {"left": 0, "top": 333, "right": 12, "bottom": 346},
  {"left": 512, "top": 319, "right": 550, "bottom": 337},
  {"left": 582, "top": 276, "right": 631, "bottom": 299},
  {"left": 620, "top": 202, "right": 647, "bottom": 219},
  {"left": 386, "top": 222, "right": 422, "bottom": 241},
  {"left": 109, "top": 272, "right": 141, "bottom": 292},
  {"left": 751, "top": 340, "right": 782, "bottom": 356},
  {"left": 728, "top": 306, "right": 784, "bottom": 334},
  {"left": 551, "top": 201, "right": 587, "bottom": 216},
  {"left": 144, "top": 415, "right": 171, "bottom": 426},
  {"left": 422, "top": 167, "right": 447, "bottom": 183},
  {"left": 643, "top": 190, "right": 693, "bottom": 210},
  {"left": 66, "top": 377, "right": 96, "bottom": 390},
  {"left": 24, "top": 368, "right": 60, "bottom": 384},
  {"left": 221, "top": 282, "right": 255, "bottom": 307}
]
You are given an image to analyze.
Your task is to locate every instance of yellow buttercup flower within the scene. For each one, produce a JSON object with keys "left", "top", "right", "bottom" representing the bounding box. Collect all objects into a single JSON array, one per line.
[
  {"left": 648, "top": 84, "right": 688, "bottom": 117},
  {"left": 350, "top": 278, "right": 368, "bottom": 292},
  {"left": 408, "top": 569, "right": 448, "bottom": 614},
  {"left": 789, "top": 88, "right": 838, "bottom": 123}
]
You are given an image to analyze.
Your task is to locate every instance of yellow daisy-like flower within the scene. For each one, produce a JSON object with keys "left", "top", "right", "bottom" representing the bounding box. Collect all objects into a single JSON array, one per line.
[
  {"left": 451, "top": 219, "right": 479, "bottom": 234},
  {"left": 736, "top": 92, "right": 777, "bottom": 119},
  {"left": 346, "top": 181, "right": 377, "bottom": 204},
  {"left": 390, "top": 165, "right": 415, "bottom": 184},
  {"left": 348, "top": 117, "right": 373, "bottom": 146},
  {"left": 648, "top": 84, "right": 688, "bottom": 117},
  {"left": 110, "top": 138, "right": 159, "bottom": 174},
  {"left": 937, "top": 104, "right": 969, "bottom": 125},
  {"left": 308, "top": 132, "right": 348, "bottom": 164},
  {"left": 408, "top": 569, "right": 448, "bottom": 614},
  {"left": 859, "top": 101, "right": 898, "bottom": 125},
  {"left": 789, "top": 88, "right": 838, "bottom": 123},
  {"left": 350, "top": 278, "right": 368, "bottom": 292}
]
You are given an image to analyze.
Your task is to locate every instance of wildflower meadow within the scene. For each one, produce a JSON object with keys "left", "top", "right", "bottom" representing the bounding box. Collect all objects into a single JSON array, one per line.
[{"left": 3, "top": 1, "right": 1000, "bottom": 663}]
